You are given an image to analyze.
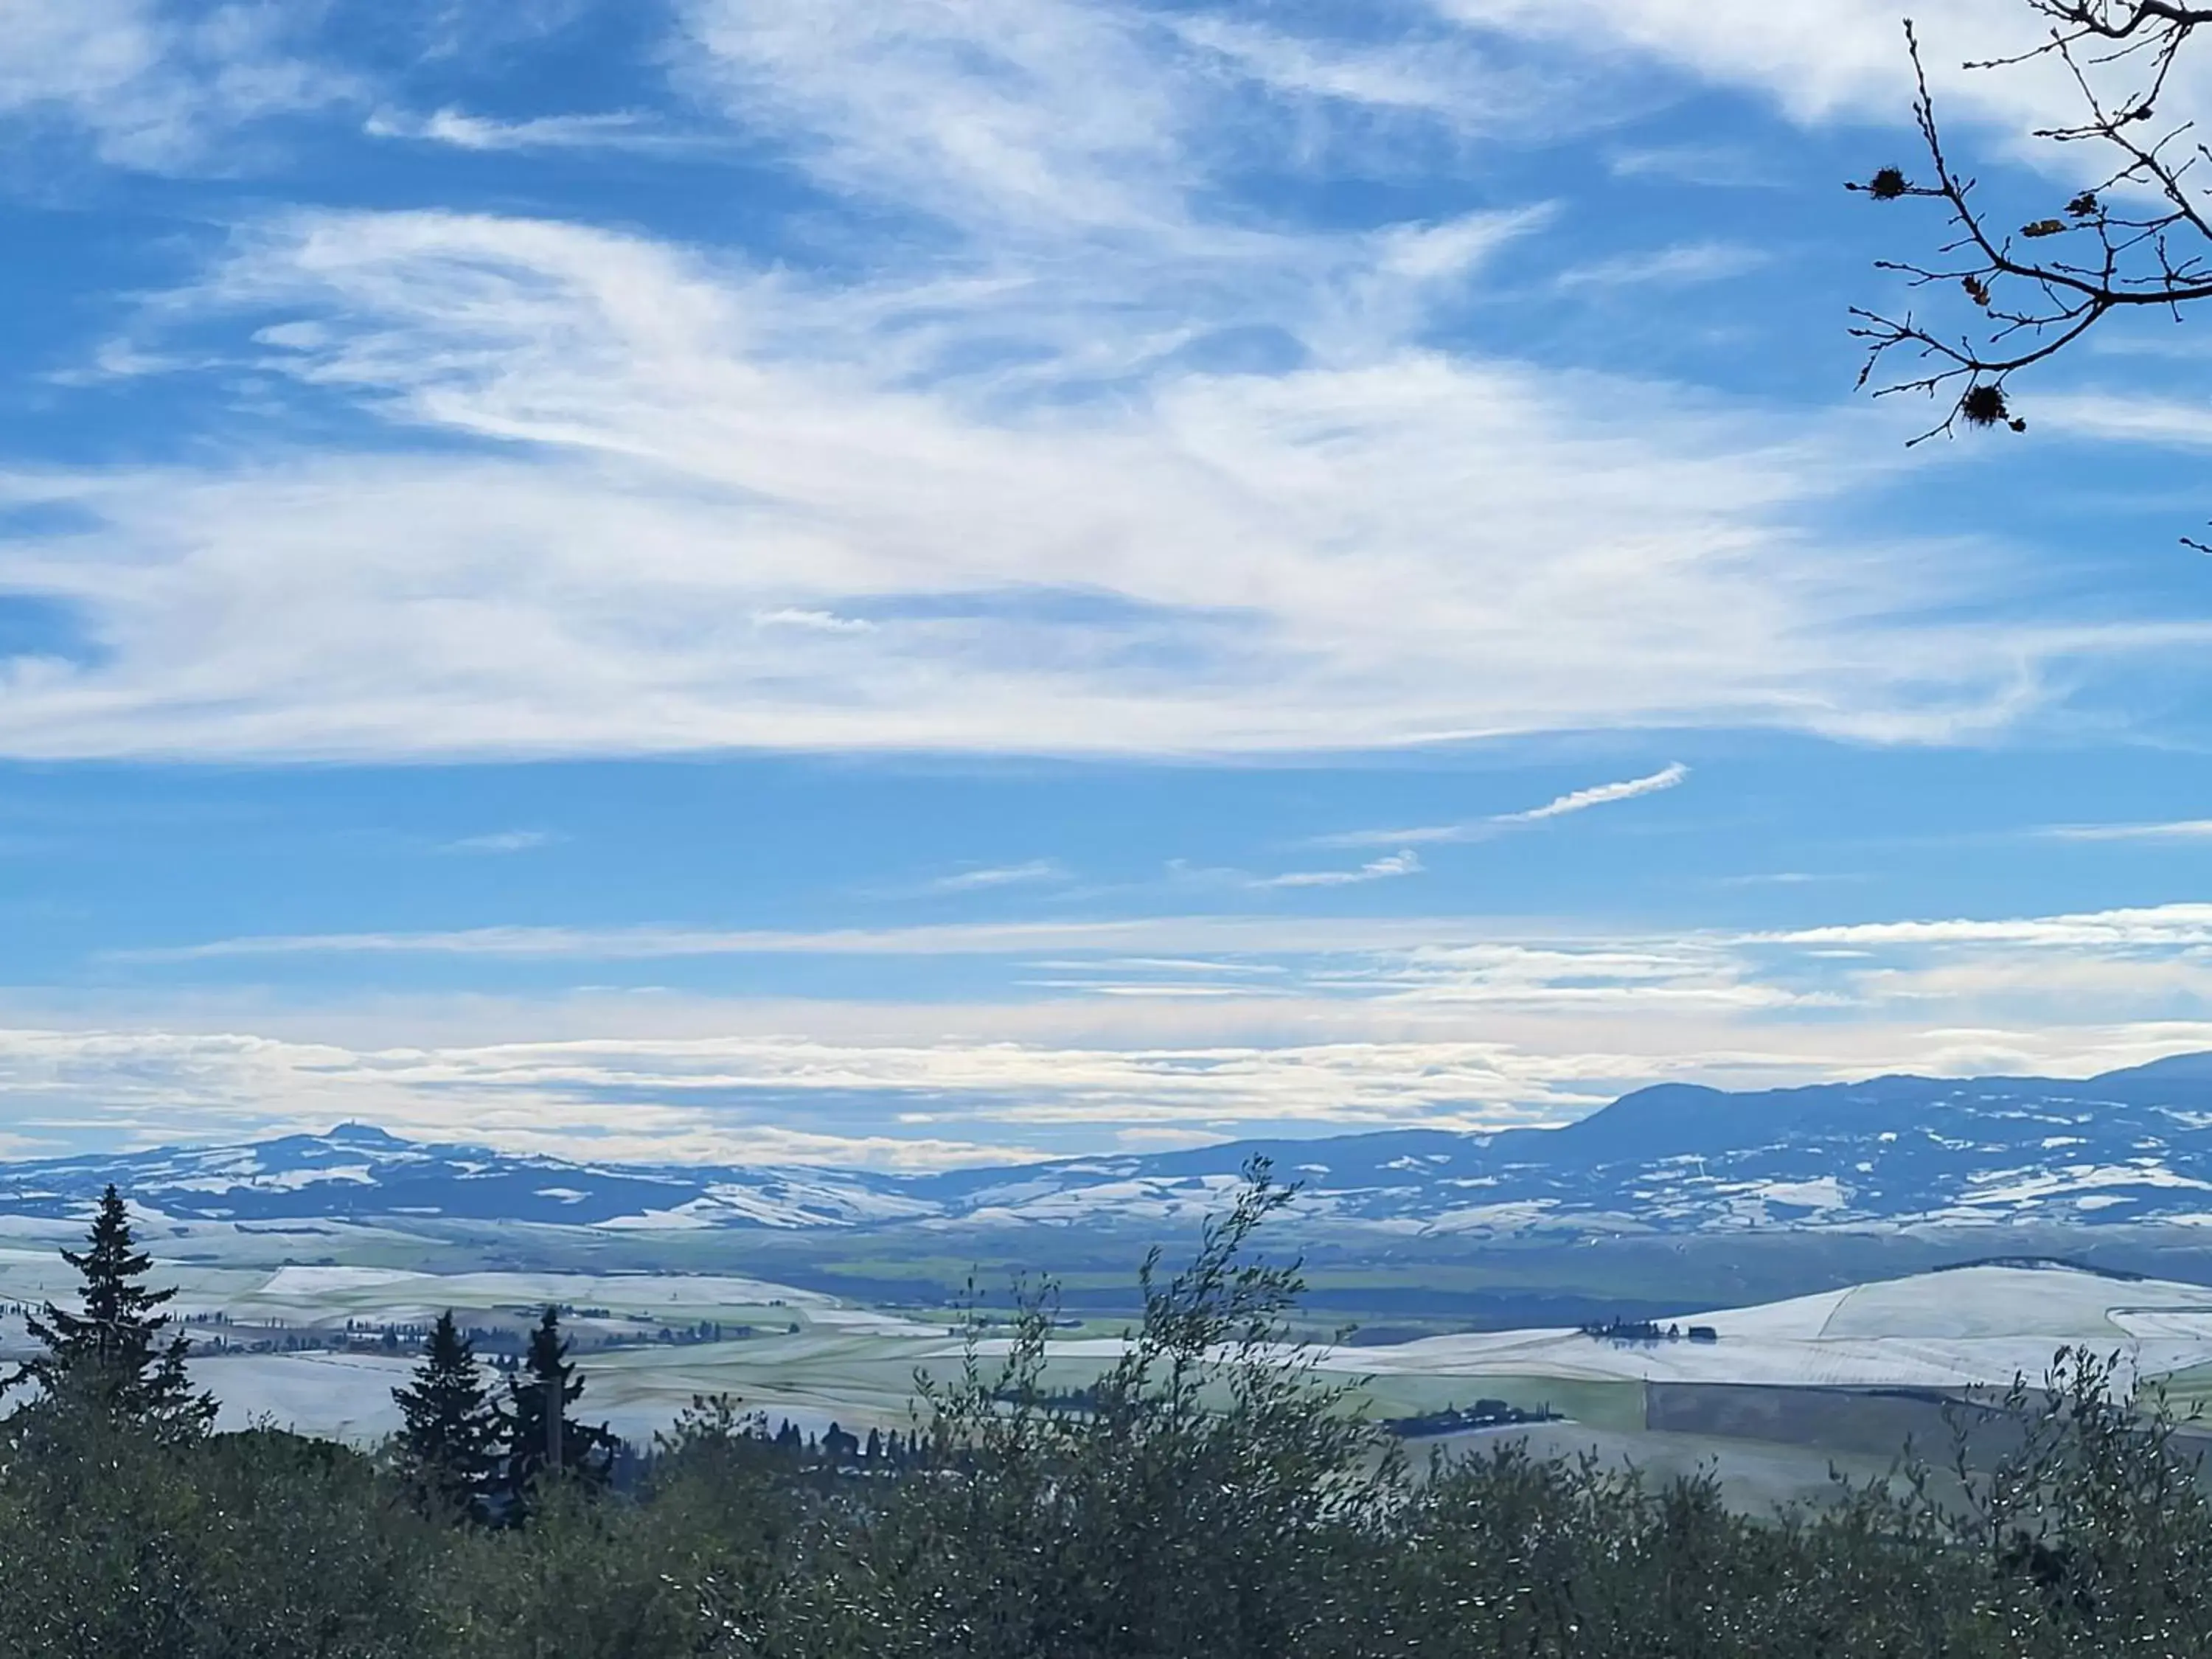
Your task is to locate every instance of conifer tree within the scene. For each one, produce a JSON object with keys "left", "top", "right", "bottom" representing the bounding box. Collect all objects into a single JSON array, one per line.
[
  {"left": 392, "top": 1308, "right": 499, "bottom": 1517},
  {"left": 16, "top": 1183, "right": 215, "bottom": 1438},
  {"left": 502, "top": 1305, "right": 614, "bottom": 1500}
]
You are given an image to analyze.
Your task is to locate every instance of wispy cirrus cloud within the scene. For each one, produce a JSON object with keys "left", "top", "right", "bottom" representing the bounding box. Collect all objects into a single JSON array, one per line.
[
  {"left": 1556, "top": 242, "right": 1767, "bottom": 289},
  {"left": 2042, "top": 819, "right": 2212, "bottom": 843},
  {"left": 0, "top": 201, "right": 2098, "bottom": 761},
  {"left": 1712, "top": 870, "right": 1860, "bottom": 887},
  {"left": 364, "top": 107, "right": 672, "bottom": 153},
  {"left": 442, "top": 829, "right": 562, "bottom": 855},
  {"left": 1432, "top": 0, "right": 2067, "bottom": 129},
  {"left": 1317, "top": 762, "right": 1690, "bottom": 847},
  {"left": 0, "top": 0, "right": 354, "bottom": 170},
  {"left": 1168, "top": 12, "right": 1581, "bottom": 139},
  {"left": 1605, "top": 142, "right": 1779, "bottom": 187},
  {"left": 111, "top": 914, "right": 1478, "bottom": 964},
  {"left": 0, "top": 0, "right": 672, "bottom": 175},
  {"left": 2034, "top": 395, "right": 2212, "bottom": 451},
  {"left": 5, "top": 0, "right": 2196, "bottom": 764},
  {"left": 922, "top": 860, "right": 1068, "bottom": 894},
  {"left": 675, "top": 0, "right": 1186, "bottom": 232},
  {"left": 1256, "top": 849, "right": 1423, "bottom": 889},
  {"left": 111, "top": 898, "right": 2212, "bottom": 1018},
  {"left": 1501, "top": 761, "right": 1690, "bottom": 821},
  {"left": 0, "top": 1, "right": 354, "bottom": 171}
]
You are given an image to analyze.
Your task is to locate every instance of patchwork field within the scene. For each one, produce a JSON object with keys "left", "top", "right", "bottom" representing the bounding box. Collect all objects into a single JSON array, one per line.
[
  {"left": 184, "top": 1331, "right": 956, "bottom": 1445},
  {"left": 0, "top": 1234, "right": 964, "bottom": 1444},
  {"left": 1330, "top": 1265, "right": 2212, "bottom": 1394},
  {"left": 4, "top": 1220, "right": 2204, "bottom": 1514}
]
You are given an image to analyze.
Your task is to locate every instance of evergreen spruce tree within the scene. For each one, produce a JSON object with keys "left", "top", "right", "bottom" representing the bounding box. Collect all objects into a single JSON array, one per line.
[
  {"left": 392, "top": 1308, "right": 499, "bottom": 1517},
  {"left": 16, "top": 1183, "right": 215, "bottom": 1438},
  {"left": 502, "top": 1305, "right": 615, "bottom": 1503}
]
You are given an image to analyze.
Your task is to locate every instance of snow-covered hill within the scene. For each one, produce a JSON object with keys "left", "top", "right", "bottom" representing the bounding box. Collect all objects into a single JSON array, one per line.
[
  {"left": 175, "top": 1261, "right": 2212, "bottom": 1447},
  {"left": 24, "top": 1052, "right": 2212, "bottom": 1234},
  {"left": 0, "top": 1121, "right": 939, "bottom": 1231},
  {"left": 1333, "top": 1262, "right": 2212, "bottom": 1391}
]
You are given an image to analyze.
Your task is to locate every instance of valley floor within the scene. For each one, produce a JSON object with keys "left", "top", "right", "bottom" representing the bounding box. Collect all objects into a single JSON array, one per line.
[{"left": 44, "top": 1254, "right": 2194, "bottom": 1516}]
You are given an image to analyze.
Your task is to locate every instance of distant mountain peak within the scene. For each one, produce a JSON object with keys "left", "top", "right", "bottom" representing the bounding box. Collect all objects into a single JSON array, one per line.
[{"left": 323, "top": 1122, "right": 409, "bottom": 1147}]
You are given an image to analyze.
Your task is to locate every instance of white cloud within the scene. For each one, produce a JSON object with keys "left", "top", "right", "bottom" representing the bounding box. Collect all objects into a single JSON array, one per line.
[
  {"left": 115, "top": 895, "right": 2212, "bottom": 1062},
  {"left": 1768, "top": 903, "right": 2212, "bottom": 950},
  {"left": 676, "top": 0, "right": 1187, "bottom": 232},
  {"left": 1432, "top": 0, "right": 2063, "bottom": 128},
  {"left": 364, "top": 107, "right": 668, "bottom": 153},
  {"left": 1169, "top": 13, "right": 1573, "bottom": 136},
  {"left": 1435, "top": 0, "right": 2212, "bottom": 231},
  {"left": 1713, "top": 871, "right": 1856, "bottom": 886},
  {"left": 1557, "top": 241, "right": 1768, "bottom": 290},
  {"left": 1313, "top": 821, "right": 1498, "bottom": 849},
  {"left": 1606, "top": 143, "right": 1778, "bottom": 187},
  {"left": 923, "top": 860, "right": 1067, "bottom": 894},
  {"left": 1501, "top": 761, "right": 1690, "bottom": 821},
  {"left": 0, "top": 1020, "right": 1607, "bottom": 1165},
  {"left": 2044, "top": 819, "right": 2212, "bottom": 843},
  {"left": 2036, "top": 395, "right": 2212, "bottom": 451},
  {"left": 677, "top": 0, "right": 1624, "bottom": 238},
  {"left": 0, "top": 1024, "right": 1057, "bottom": 1168},
  {"left": 55, "top": 894, "right": 2212, "bottom": 1159},
  {"left": 113, "top": 914, "right": 1478, "bottom": 964},
  {"left": 442, "top": 829, "right": 560, "bottom": 855},
  {"left": 0, "top": 204, "right": 2105, "bottom": 759},
  {"left": 27, "top": 914, "right": 2212, "bottom": 1162},
  {"left": 752, "top": 608, "right": 875, "bottom": 633},
  {"left": 1029, "top": 958, "right": 1287, "bottom": 976},
  {"left": 0, "top": 0, "right": 349, "bottom": 170},
  {"left": 1258, "top": 849, "right": 1424, "bottom": 888},
  {"left": 116, "top": 897, "right": 2212, "bottom": 987},
  {"left": 4, "top": 1, "right": 2201, "bottom": 764},
  {"left": 1318, "top": 762, "right": 1691, "bottom": 846}
]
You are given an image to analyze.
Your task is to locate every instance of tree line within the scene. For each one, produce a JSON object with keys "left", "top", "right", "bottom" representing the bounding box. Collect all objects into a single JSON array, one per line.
[{"left": 3, "top": 1172, "right": 2212, "bottom": 1657}]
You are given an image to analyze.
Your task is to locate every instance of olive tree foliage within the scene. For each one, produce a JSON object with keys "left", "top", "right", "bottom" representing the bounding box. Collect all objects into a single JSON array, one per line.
[
  {"left": 1877, "top": 1347, "right": 2212, "bottom": 1648},
  {"left": 1852, "top": 3, "right": 2212, "bottom": 474},
  {"left": 0, "top": 1413, "right": 441, "bottom": 1659},
  {"left": 1342, "top": 1346, "right": 2212, "bottom": 1659},
  {"left": 702, "top": 1161, "right": 1394, "bottom": 1659}
]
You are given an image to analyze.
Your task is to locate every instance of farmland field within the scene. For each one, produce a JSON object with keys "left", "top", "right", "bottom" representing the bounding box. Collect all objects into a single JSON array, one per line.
[{"left": 4, "top": 1214, "right": 2208, "bottom": 1504}]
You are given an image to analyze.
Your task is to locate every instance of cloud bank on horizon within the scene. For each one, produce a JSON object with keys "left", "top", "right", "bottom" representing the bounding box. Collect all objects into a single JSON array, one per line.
[{"left": 3, "top": 0, "right": 2212, "bottom": 1165}]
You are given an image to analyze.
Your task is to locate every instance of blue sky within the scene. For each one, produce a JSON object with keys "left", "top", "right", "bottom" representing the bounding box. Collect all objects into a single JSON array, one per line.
[{"left": 7, "top": 0, "right": 2212, "bottom": 1165}]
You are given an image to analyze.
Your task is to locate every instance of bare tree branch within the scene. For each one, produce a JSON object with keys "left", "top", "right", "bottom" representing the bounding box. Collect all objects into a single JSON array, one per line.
[
  {"left": 1853, "top": 10, "right": 2212, "bottom": 449},
  {"left": 2029, "top": 2, "right": 2212, "bottom": 42}
]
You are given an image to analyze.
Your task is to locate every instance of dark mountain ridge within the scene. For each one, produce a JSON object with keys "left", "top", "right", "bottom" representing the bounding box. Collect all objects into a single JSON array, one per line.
[{"left": 14, "top": 1057, "right": 2212, "bottom": 1234}]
